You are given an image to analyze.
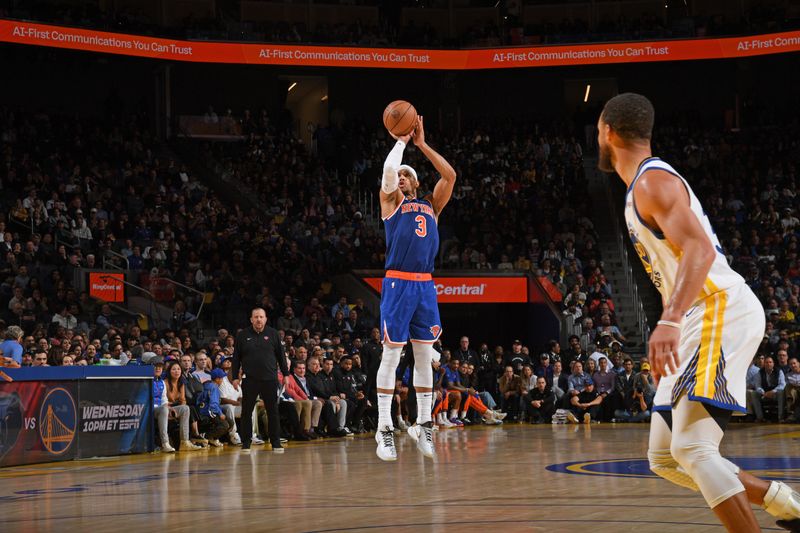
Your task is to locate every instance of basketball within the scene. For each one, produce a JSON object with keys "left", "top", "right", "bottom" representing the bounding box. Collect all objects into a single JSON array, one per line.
[{"left": 383, "top": 100, "right": 417, "bottom": 136}]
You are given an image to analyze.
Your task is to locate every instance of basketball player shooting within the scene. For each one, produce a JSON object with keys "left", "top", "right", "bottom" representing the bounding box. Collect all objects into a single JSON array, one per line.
[
  {"left": 374, "top": 115, "right": 456, "bottom": 462},
  {"left": 598, "top": 93, "right": 800, "bottom": 533}
]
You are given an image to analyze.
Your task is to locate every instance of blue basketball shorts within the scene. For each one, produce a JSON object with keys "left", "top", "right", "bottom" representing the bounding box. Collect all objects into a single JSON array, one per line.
[{"left": 380, "top": 274, "right": 442, "bottom": 344}]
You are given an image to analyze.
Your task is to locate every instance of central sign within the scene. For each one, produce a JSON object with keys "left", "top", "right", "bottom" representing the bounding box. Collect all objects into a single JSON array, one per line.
[{"left": 362, "top": 276, "right": 528, "bottom": 303}]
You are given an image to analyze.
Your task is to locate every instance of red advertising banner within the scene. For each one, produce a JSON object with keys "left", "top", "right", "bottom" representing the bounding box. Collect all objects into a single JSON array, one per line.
[
  {"left": 88, "top": 272, "right": 125, "bottom": 303},
  {"left": 363, "top": 276, "right": 528, "bottom": 303},
  {"left": 1, "top": 19, "right": 799, "bottom": 69}
]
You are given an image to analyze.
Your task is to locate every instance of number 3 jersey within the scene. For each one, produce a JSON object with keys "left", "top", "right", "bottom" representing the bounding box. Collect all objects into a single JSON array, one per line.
[
  {"left": 383, "top": 197, "right": 439, "bottom": 273},
  {"left": 624, "top": 157, "right": 744, "bottom": 306}
]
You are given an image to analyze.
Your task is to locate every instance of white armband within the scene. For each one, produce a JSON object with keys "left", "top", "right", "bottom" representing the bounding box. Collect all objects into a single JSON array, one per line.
[{"left": 381, "top": 140, "right": 405, "bottom": 194}]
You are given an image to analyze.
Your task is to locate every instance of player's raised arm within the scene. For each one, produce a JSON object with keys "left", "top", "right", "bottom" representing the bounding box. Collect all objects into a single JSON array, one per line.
[
  {"left": 634, "top": 170, "right": 716, "bottom": 376},
  {"left": 413, "top": 116, "right": 456, "bottom": 216},
  {"left": 379, "top": 131, "right": 412, "bottom": 218}
]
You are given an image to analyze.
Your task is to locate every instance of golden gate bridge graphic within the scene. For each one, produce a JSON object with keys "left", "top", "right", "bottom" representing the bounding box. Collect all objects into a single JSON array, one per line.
[{"left": 39, "top": 388, "right": 76, "bottom": 455}]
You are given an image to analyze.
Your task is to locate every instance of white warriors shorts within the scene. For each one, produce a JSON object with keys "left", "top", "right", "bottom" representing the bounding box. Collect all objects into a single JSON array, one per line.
[{"left": 654, "top": 282, "right": 765, "bottom": 413}]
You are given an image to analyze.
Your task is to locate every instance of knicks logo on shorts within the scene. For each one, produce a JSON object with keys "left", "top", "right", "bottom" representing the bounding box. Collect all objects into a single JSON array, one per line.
[{"left": 430, "top": 325, "right": 441, "bottom": 338}]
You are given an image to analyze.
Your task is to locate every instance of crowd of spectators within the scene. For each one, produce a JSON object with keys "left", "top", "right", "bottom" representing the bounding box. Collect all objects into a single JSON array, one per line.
[
  {"left": 644, "top": 117, "right": 800, "bottom": 422},
  {"left": 4, "top": 95, "right": 800, "bottom": 454},
  {"left": 0, "top": 104, "right": 634, "bottom": 453},
  {"left": 5, "top": 1, "right": 798, "bottom": 49}
]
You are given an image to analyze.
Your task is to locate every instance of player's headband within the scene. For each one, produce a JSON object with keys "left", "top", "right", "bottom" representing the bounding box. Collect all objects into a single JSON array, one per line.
[{"left": 398, "top": 165, "right": 418, "bottom": 183}]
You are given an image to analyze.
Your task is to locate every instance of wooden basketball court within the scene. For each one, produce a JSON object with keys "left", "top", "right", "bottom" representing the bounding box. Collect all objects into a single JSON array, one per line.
[{"left": 1, "top": 423, "right": 798, "bottom": 532}]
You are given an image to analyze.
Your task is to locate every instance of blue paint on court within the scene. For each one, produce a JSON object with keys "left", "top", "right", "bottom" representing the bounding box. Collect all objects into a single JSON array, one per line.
[{"left": 547, "top": 456, "right": 800, "bottom": 482}]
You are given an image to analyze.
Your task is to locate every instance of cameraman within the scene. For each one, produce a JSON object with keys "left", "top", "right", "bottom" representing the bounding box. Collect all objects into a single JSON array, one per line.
[{"left": 613, "top": 382, "right": 652, "bottom": 422}]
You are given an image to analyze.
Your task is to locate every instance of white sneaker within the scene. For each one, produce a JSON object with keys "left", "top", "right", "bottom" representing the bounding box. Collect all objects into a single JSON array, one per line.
[
  {"left": 230, "top": 435, "right": 242, "bottom": 446},
  {"left": 252, "top": 436, "right": 265, "bottom": 445},
  {"left": 208, "top": 439, "right": 224, "bottom": 448},
  {"left": 493, "top": 410, "right": 508, "bottom": 420},
  {"left": 566, "top": 412, "right": 579, "bottom": 424},
  {"left": 375, "top": 426, "right": 397, "bottom": 461},
  {"left": 397, "top": 419, "right": 409, "bottom": 431},
  {"left": 180, "top": 440, "right": 202, "bottom": 451},
  {"left": 161, "top": 443, "right": 176, "bottom": 453},
  {"left": 441, "top": 416, "right": 455, "bottom": 427},
  {"left": 407, "top": 422, "right": 435, "bottom": 458}
]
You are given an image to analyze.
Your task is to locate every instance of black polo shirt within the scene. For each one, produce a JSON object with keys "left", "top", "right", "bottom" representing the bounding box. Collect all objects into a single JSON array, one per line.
[{"left": 232, "top": 325, "right": 288, "bottom": 381}]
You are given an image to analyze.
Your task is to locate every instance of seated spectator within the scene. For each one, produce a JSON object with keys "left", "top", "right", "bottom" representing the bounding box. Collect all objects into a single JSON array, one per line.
[
  {"left": 307, "top": 356, "right": 349, "bottom": 437},
  {"left": 192, "top": 351, "right": 211, "bottom": 383},
  {"left": 454, "top": 360, "right": 504, "bottom": 425},
  {"left": 153, "top": 359, "right": 173, "bottom": 452},
  {"left": 776, "top": 349, "right": 791, "bottom": 376},
  {"left": 198, "top": 368, "right": 233, "bottom": 447},
  {"left": 566, "top": 360, "right": 591, "bottom": 403},
  {"left": 747, "top": 355, "right": 786, "bottom": 422},
  {"left": 32, "top": 348, "right": 49, "bottom": 367},
  {"left": 609, "top": 343, "right": 626, "bottom": 373},
  {"left": 163, "top": 360, "right": 201, "bottom": 451},
  {"left": 634, "top": 362, "right": 656, "bottom": 407},
  {"left": 567, "top": 379, "right": 603, "bottom": 424},
  {"left": 615, "top": 358, "right": 637, "bottom": 412},
  {"left": 218, "top": 358, "right": 243, "bottom": 445},
  {"left": 785, "top": 357, "right": 800, "bottom": 422},
  {"left": 438, "top": 357, "right": 467, "bottom": 426},
  {"left": 504, "top": 340, "right": 532, "bottom": 373},
  {"left": 613, "top": 383, "right": 652, "bottom": 423},
  {"left": 592, "top": 356, "right": 617, "bottom": 421},
  {"left": 334, "top": 355, "right": 368, "bottom": 433},
  {"left": 277, "top": 306, "right": 303, "bottom": 337},
  {"left": 464, "top": 361, "right": 499, "bottom": 413},
  {"left": 550, "top": 360, "right": 569, "bottom": 401},
  {"left": 281, "top": 360, "right": 322, "bottom": 440},
  {"left": 595, "top": 315, "right": 626, "bottom": 344},
  {"left": 498, "top": 365, "right": 525, "bottom": 420},
  {"left": 0, "top": 326, "right": 23, "bottom": 367},
  {"left": 526, "top": 376, "right": 557, "bottom": 423},
  {"left": 561, "top": 335, "right": 584, "bottom": 367},
  {"left": 520, "top": 365, "right": 537, "bottom": 395}
]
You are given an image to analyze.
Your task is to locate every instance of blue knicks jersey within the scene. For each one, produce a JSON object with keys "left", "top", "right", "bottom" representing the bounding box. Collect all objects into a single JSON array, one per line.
[{"left": 383, "top": 197, "right": 439, "bottom": 273}]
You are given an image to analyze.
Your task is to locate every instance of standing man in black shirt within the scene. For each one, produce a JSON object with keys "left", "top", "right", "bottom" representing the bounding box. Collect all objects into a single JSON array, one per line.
[{"left": 232, "top": 307, "right": 289, "bottom": 452}]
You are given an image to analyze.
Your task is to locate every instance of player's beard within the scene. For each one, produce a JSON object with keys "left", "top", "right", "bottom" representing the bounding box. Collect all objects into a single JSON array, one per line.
[{"left": 597, "top": 142, "right": 614, "bottom": 173}]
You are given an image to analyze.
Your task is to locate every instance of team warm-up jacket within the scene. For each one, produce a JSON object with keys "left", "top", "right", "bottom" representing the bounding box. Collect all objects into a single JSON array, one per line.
[{"left": 232, "top": 325, "right": 289, "bottom": 381}]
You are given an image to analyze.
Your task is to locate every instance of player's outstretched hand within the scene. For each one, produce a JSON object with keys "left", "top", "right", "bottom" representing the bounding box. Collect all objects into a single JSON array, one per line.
[
  {"left": 412, "top": 116, "right": 425, "bottom": 147},
  {"left": 390, "top": 130, "right": 413, "bottom": 144},
  {"left": 648, "top": 323, "right": 681, "bottom": 378}
]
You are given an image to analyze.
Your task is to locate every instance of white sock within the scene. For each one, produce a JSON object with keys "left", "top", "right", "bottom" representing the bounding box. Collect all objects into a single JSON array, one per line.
[
  {"left": 449, "top": 409, "right": 457, "bottom": 419},
  {"left": 460, "top": 410, "right": 468, "bottom": 418},
  {"left": 417, "top": 392, "right": 432, "bottom": 424},
  {"left": 378, "top": 393, "right": 394, "bottom": 430}
]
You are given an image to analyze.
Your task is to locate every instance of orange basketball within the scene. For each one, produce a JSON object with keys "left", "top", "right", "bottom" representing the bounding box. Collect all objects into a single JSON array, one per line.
[{"left": 382, "top": 100, "right": 417, "bottom": 136}]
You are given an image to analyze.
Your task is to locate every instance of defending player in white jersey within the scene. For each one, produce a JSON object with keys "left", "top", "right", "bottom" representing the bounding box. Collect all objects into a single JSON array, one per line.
[{"left": 598, "top": 93, "right": 800, "bottom": 533}]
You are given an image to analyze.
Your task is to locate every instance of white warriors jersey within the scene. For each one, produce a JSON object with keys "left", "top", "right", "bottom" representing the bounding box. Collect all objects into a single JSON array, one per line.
[{"left": 624, "top": 157, "right": 744, "bottom": 305}]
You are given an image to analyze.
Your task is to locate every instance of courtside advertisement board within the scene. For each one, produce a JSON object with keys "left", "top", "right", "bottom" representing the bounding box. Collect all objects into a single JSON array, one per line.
[
  {"left": 362, "top": 276, "right": 528, "bottom": 303},
  {"left": 1, "top": 19, "right": 799, "bottom": 70}
]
